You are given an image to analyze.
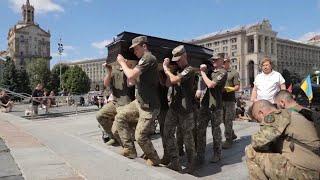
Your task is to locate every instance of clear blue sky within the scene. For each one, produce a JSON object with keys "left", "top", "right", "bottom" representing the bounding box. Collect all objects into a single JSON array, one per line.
[{"left": 0, "top": 0, "right": 319, "bottom": 67}]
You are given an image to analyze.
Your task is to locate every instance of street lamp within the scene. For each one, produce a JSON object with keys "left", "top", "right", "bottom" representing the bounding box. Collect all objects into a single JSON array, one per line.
[{"left": 58, "top": 38, "right": 64, "bottom": 90}]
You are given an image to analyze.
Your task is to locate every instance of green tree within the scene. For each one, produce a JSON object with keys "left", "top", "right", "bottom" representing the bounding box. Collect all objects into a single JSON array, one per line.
[
  {"left": 62, "top": 65, "right": 90, "bottom": 94},
  {"left": 49, "top": 63, "right": 70, "bottom": 93},
  {"left": 282, "top": 69, "right": 301, "bottom": 87},
  {"left": 26, "top": 58, "right": 51, "bottom": 90},
  {"left": 0, "top": 57, "right": 17, "bottom": 91},
  {"left": 16, "top": 68, "right": 32, "bottom": 95}
]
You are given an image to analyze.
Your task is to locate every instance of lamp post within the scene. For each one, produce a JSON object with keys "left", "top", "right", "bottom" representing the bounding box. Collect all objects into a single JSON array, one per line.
[{"left": 58, "top": 38, "right": 64, "bottom": 90}]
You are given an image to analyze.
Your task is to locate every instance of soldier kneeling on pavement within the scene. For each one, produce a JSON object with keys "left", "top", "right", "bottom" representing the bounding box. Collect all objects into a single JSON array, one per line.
[{"left": 246, "top": 100, "right": 320, "bottom": 180}]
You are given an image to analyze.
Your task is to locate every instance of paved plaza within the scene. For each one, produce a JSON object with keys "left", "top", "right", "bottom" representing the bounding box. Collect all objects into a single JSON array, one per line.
[{"left": 0, "top": 106, "right": 259, "bottom": 180}]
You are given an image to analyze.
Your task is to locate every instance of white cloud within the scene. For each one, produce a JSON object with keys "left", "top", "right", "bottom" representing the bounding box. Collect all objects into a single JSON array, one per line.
[
  {"left": 83, "top": 0, "right": 92, "bottom": 3},
  {"left": 298, "top": 31, "right": 320, "bottom": 41},
  {"left": 8, "top": 0, "right": 64, "bottom": 14},
  {"left": 91, "top": 39, "right": 112, "bottom": 49}
]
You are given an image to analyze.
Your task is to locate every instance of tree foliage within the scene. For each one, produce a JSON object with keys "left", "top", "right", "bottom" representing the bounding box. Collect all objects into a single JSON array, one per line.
[
  {"left": 50, "top": 64, "right": 70, "bottom": 93},
  {"left": 26, "top": 58, "right": 51, "bottom": 90},
  {"left": 0, "top": 57, "right": 31, "bottom": 100},
  {"left": 282, "top": 69, "right": 301, "bottom": 87},
  {"left": 1, "top": 57, "right": 17, "bottom": 91},
  {"left": 62, "top": 65, "right": 90, "bottom": 94}
]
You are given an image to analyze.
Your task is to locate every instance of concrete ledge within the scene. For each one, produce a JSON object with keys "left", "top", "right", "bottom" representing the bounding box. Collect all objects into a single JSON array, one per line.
[{"left": 0, "top": 113, "right": 84, "bottom": 180}]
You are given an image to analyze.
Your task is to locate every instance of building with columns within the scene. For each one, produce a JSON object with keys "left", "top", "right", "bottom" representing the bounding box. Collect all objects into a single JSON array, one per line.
[
  {"left": 6, "top": 0, "right": 51, "bottom": 69},
  {"left": 307, "top": 35, "right": 320, "bottom": 47},
  {"left": 67, "top": 58, "right": 107, "bottom": 90},
  {"left": 189, "top": 20, "right": 320, "bottom": 88}
]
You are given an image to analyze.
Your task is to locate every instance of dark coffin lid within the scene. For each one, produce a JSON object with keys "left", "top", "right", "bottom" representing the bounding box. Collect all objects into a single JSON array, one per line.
[{"left": 106, "top": 31, "right": 213, "bottom": 67}]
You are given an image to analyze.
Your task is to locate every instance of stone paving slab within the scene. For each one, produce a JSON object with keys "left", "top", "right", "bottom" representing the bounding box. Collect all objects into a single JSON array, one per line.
[
  {"left": 0, "top": 116, "right": 84, "bottom": 180},
  {"left": 0, "top": 111, "right": 260, "bottom": 180},
  {"left": 0, "top": 138, "right": 23, "bottom": 180},
  {"left": 0, "top": 152, "right": 22, "bottom": 178}
]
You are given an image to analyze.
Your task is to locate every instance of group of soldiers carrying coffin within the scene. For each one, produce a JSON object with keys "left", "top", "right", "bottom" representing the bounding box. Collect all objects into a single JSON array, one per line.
[{"left": 96, "top": 35, "right": 320, "bottom": 178}]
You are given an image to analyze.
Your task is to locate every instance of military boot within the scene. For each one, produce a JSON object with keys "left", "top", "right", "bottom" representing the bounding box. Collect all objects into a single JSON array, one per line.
[
  {"left": 120, "top": 148, "right": 137, "bottom": 159},
  {"left": 160, "top": 155, "right": 170, "bottom": 165},
  {"left": 106, "top": 138, "right": 117, "bottom": 146},
  {"left": 232, "top": 132, "right": 238, "bottom": 140},
  {"left": 183, "top": 160, "right": 195, "bottom": 174},
  {"left": 167, "top": 159, "right": 182, "bottom": 172},
  {"left": 222, "top": 140, "right": 233, "bottom": 149},
  {"left": 140, "top": 153, "right": 148, "bottom": 160},
  {"left": 146, "top": 156, "right": 161, "bottom": 166},
  {"left": 210, "top": 150, "right": 221, "bottom": 163}
]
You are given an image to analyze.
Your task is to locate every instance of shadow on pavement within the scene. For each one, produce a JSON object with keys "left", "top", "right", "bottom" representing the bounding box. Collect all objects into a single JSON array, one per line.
[{"left": 192, "top": 135, "right": 251, "bottom": 178}]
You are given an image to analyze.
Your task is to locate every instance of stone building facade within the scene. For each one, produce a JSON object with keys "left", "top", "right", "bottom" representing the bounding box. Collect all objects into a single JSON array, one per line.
[
  {"left": 189, "top": 20, "right": 320, "bottom": 88},
  {"left": 7, "top": 0, "right": 51, "bottom": 69},
  {"left": 67, "top": 58, "right": 107, "bottom": 90}
]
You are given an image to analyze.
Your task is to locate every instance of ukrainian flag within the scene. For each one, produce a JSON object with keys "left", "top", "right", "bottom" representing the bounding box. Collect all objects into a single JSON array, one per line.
[{"left": 300, "top": 74, "right": 313, "bottom": 101}]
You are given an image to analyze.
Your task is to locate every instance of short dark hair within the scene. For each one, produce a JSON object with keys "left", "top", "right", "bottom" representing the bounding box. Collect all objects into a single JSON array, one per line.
[{"left": 274, "top": 90, "right": 294, "bottom": 102}]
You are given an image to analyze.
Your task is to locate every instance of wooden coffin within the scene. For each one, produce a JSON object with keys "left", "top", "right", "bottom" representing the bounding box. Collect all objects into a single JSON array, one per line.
[{"left": 105, "top": 31, "right": 213, "bottom": 68}]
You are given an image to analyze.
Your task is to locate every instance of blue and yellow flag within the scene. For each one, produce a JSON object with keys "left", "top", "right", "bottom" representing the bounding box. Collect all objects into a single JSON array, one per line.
[{"left": 300, "top": 74, "right": 313, "bottom": 101}]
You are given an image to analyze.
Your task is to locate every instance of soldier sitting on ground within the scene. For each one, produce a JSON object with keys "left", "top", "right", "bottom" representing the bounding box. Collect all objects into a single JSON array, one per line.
[
  {"left": 0, "top": 90, "right": 14, "bottom": 113},
  {"left": 246, "top": 100, "right": 320, "bottom": 180}
]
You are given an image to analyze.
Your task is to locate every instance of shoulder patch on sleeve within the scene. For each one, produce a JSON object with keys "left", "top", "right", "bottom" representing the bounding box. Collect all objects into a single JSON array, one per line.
[
  {"left": 264, "top": 114, "right": 275, "bottom": 124},
  {"left": 217, "top": 74, "right": 223, "bottom": 80},
  {"left": 138, "top": 58, "right": 145, "bottom": 65},
  {"left": 181, "top": 67, "right": 191, "bottom": 76}
]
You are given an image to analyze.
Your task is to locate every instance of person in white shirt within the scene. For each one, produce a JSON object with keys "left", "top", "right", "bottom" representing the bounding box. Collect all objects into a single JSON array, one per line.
[{"left": 250, "top": 57, "right": 286, "bottom": 103}]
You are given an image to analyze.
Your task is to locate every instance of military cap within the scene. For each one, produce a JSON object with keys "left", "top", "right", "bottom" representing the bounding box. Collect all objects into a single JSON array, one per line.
[
  {"left": 172, "top": 45, "right": 186, "bottom": 61},
  {"left": 129, "top": 36, "right": 148, "bottom": 49},
  {"left": 209, "top": 52, "right": 225, "bottom": 61}
]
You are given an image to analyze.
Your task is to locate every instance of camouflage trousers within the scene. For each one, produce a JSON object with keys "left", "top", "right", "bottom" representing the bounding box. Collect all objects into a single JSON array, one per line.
[
  {"left": 114, "top": 100, "right": 160, "bottom": 161},
  {"left": 164, "top": 108, "right": 195, "bottom": 162},
  {"left": 222, "top": 101, "right": 236, "bottom": 141},
  {"left": 196, "top": 107, "right": 223, "bottom": 159},
  {"left": 245, "top": 145, "right": 320, "bottom": 180},
  {"left": 158, "top": 108, "right": 169, "bottom": 158},
  {"left": 176, "top": 107, "right": 198, "bottom": 155},
  {"left": 96, "top": 102, "right": 118, "bottom": 138}
]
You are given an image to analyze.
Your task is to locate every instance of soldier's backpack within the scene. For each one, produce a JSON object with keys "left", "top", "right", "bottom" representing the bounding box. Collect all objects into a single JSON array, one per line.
[{"left": 299, "top": 108, "right": 320, "bottom": 138}]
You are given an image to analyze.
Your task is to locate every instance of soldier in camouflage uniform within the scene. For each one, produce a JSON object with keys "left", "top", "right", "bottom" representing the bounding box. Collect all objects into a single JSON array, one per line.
[
  {"left": 197, "top": 53, "right": 227, "bottom": 163},
  {"left": 246, "top": 100, "right": 320, "bottom": 180},
  {"left": 114, "top": 36, "right": 161, "bottom": 166},
  {"left": 162, "top": 45, "right": 196, "bottom": 173},
  {"left": 96, "top": 63, "right": 135, "bottom": 146},
  {"left": 221, "top": 57, "right": 240, "bottom": 149}
]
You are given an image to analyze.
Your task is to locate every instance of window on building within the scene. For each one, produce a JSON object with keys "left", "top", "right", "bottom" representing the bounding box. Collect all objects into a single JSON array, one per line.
[
  {"left": 233, "top": 65, "right": 237, "bottom": 70},
  {"left": 214, "top": 41, "right": 220, "bottom": 46},
  {"left": 20, "top": 35, "right": 25, "bottom": 43},
  {"left": 231, "top": 58, "right": 237, "bottom": 64},
  {"left": 222, "top": 40, "right": 228, "bottom": 45},
  {"left": 231, "top": 51, "right": 237, "bottom": 56},
  {"left": 232, "top": 45, "right": 237, "bottom": 50},
  {"left": 223, "top": 46, "right": 228, "bottom": 52},
  {"left": 230, "top": 38, "right": 237, "bottom": 43}
]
